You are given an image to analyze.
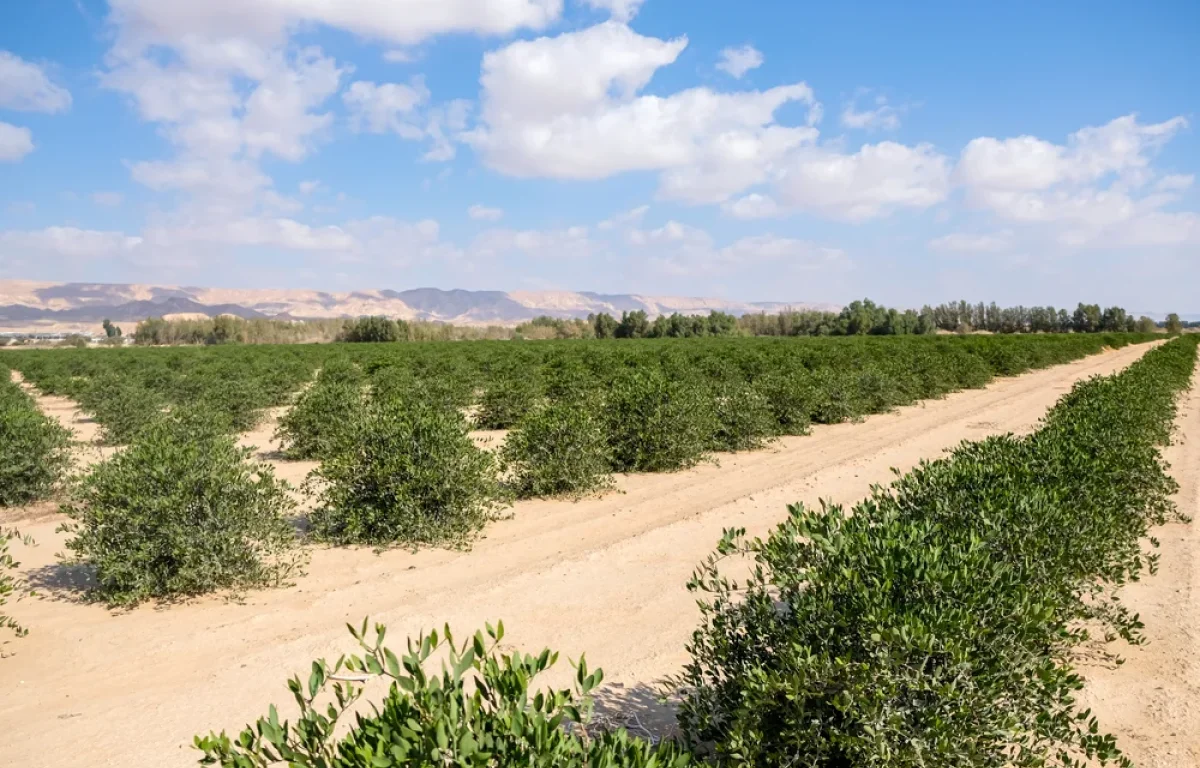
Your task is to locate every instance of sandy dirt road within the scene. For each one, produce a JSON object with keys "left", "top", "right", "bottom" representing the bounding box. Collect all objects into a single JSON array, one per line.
[
  {"left": 0, "top": 342, "right": 1177, "bottom": 768},
  {"left": 1080, "top": 369, "right": 1200, "bottom": 767}
]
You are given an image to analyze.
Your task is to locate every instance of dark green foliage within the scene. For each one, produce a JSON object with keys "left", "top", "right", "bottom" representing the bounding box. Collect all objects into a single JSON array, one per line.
[
  {"left": 0, "top": 378, "right": 72, "bottom": 506},
  {"left": 339, "top": 316, "right": 406, "bottom": 343},
  {"left": 275, "top": 381, "right": 365, "bottom": 460},
  {"left": 61, "top": 408, "right": 302, "bottom": 606},
  {"left": 196, "top": 620, "right": 695, "bottom": 768},
  {"left": 502, "top": 398, "right": 613, "bottom": 499},
  {"left": 77, "top": 372, "right": 164, "bottom": 444},
  {"left": 309, "top": 399, "right": 509, "bottom": 548},
  {"left": 475, "top": 372, "right": 542, "bottom": 430},
  {"left": 707, "top": 380, "right": 777, "bottom": 452},
  {"left": 604, "top": 368, "right": 715, "bottom": 472},
  {"left": 677, "top": 335, "right": 1198, "bottom": 768}
]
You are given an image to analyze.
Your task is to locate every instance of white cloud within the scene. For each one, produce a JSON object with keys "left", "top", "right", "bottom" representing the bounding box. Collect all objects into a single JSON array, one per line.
[
  {"left": 471, "top": 224, "right": 594, "bottom": 259},
  {"left": 630, "top": 226, "right": 849, "bottom": 277},
  {"left": 343, "top": 79, "right": 469, "bottom": 160},
  {"left": 105, "top": 0, "right": 563, "bottom": 49},
  {"left": 383, "top": 49, "right": 417, "bottom": 63},
  {"left": 92, "top": 191, "right": 125, "bottom": 207},
  {"left": 773, "top": 141, "right": 951, "bottom": 221},
  {"left": 928, "top": 231, "right": 1012, "bottom": 253},
  {"left": 0, "top": 121, "right": 34, "bottom": 162},
  {"left": 716, "top": 45, "right": 764, "bottom": 79},
  {"left": 0, "top": 227, "right": 143, "bottom": 258},
  {"left": 468, "top": 21, "right": 818, "bottom": 206},
  {"left": 0, "top": 51, "right": 72, "bottom": 113},
  {"left": 298, "top": 179, "right": 321, "bottom": 194},
  {"left": 580, "top": 0, "right": 645, "bottom": 22},
  {"left": 597, "top": 204, "right": 649, "bottom": 230},
  {"left": 468, "top": 204, "right": 504, "bottom": 221},
  {"left": 956, "top": 114, "right": 1198, "bottom": 248},
  {"left": 722, "top": 192, "right": 781, "bottom": 219},
  {"left": 841, "top": 93, "right": 901, "bottom": 131}
]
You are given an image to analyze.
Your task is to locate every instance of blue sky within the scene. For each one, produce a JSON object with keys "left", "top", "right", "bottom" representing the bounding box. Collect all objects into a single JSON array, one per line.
[{"left": 0, "top": 0, "right": 1196, "bottom": 312}]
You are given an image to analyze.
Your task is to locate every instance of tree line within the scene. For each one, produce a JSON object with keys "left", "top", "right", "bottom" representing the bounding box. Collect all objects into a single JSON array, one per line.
[{"left": 122, "top": 300, "right": 1181, "bottom": 346}]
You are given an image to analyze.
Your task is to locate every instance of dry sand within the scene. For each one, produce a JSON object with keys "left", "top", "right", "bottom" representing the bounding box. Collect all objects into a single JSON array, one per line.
[
  {"left": 1079, "top": 369, "right": 1200, "bottom": 767},
  {"left": 0, "top": 341, "right": 1192, "bottom": 768}
]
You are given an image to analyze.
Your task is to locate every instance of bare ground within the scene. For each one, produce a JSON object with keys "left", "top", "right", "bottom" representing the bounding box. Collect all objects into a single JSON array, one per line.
[
  {"left": 1078, "top": 368, "right": 1200, "bottom": 767},
  {"left": 0, "top": 342, "right": 1188, "bottom": 768}
]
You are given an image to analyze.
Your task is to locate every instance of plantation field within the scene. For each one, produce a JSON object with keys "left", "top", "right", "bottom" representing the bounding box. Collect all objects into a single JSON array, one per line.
[{"left": 2, "top": 336, "right": 1197, "bottom": 766}]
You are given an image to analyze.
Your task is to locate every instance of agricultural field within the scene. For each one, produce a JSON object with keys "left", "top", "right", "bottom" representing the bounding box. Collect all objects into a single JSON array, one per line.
[{"left": 0, "top": 332, "right": 1197, "bottom": 767}]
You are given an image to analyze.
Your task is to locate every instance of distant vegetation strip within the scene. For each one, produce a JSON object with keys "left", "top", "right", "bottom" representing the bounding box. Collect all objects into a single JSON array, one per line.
[{"left": 3, "top": 298, "right": 1174, "bottom": 347}]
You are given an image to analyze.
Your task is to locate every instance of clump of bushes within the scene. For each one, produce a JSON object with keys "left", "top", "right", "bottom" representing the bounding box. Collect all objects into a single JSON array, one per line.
[
  {"left": 0, "top": 380, "right": 72, "bottom": 506},
  {"left": 309, "top": 399, "right": 508, "bottom": 548},
  {"left": 475, "top": 373, "right": 542, "bottom": 430},
  {"left": 707, "top": 380, "right": 777, "bottom": 452},
  {"left": 502, "top": 398, "right": 613, "bottom": 499},
  {"left": 604, "top": 369, "right": 715, "bottom": 473},
  {"left": 77, "top": 372, "right": 165, "bottom": 445},
  {"left": 61, "top": 408, "right": 302, "bottom": 606},
  {"left": 275, "top": 366, "right": 366, "bottom": 460},
  {"left": 196, "top": 620, "right": 696, "bottom": 768},
  {"left": 677, "top": 336, "right": 1198, "bottom": 767}
]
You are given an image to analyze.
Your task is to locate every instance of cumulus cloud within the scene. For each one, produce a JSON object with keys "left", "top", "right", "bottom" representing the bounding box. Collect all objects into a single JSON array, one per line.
[
  {"left": 0, "top": 51, "right": 72, "bottom": 113},
  {"left": 467, "top": 21, "right": 818, "bottom": 208},
  {"left": 343, "top": 79, "right": 470, "bottom": 160},
  {"left": 468, "top": 204, "right": 504, "bottom": 221},
  {"left": 773, "top": 142, "right": 951, "bottom": 221},
  {"left": 955, "top": 114, "right": 1198, "bottom": 247},
  {"left": 722, "top": 193, "right": 781, "bottom": 219},
  {"left": 0, "top": 121, "right": 34, "bottom": 162},
  {"left": 716, "top": 45, "right": 764, "bottom": 79},
  {"left": 0, "top": 227, "right": 143, "bottom": 258}
]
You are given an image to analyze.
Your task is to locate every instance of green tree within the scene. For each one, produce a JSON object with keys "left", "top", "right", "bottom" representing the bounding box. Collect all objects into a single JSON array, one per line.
[
  {"left": 1165, "top": 313, "right": 1183, "bottom": 334},
  {"left": 102, "top": 318, "right": 122, "bottom": 338},
  {"left": 615, "top": 310, "right": 650, "bottom": 339},
  {"left": 591, "top": 312, "right": 618, "bottom": 339},
  {"left": 339, "top": 316, "right": 403, "bottom": 343}
]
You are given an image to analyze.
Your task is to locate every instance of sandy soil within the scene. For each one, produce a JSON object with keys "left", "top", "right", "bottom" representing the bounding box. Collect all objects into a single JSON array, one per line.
[
  {"left": 0, "top": 342, "right": 1183, "bottom": 768},
  {"left": 1078, "top": 369, "right": 1200, "bottom": 767},
  {"left": 7, "top": 370, "right": 117, "bottom": 466}
]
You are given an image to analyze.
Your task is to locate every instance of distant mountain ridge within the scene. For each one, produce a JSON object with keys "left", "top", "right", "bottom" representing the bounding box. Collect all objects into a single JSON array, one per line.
[{"left": 0, "top": 280, "right": 837, "bottom": 332}]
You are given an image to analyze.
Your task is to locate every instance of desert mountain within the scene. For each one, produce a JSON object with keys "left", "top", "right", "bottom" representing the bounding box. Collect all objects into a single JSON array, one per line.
[{"left": 0, "top": 280, "right": 836, "bottom": 332}]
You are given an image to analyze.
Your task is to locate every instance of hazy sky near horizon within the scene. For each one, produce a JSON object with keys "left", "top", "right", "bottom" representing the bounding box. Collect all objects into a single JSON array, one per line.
[{"left": 0, "top": 0, "right": 1197, "bottom": 311}]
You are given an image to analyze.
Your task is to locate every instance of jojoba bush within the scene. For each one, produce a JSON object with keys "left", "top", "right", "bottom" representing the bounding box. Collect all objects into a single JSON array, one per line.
[
  {"left": 677, "top": 336, "right": 1198, "bottom": 768},
  {"left": 1, "top": 527, "right": 34, "bottom": 640},
  {"left": 309, "top": 398, "right": 509, "bottom": 548},
  {"left": 275, "top": 379, "right": 366, "bottom": 460},
  {"left": 706, "top": 379, "right": 777, "bottom": 452},
  {"left": 502, "top": 397, "right": 613, "bottom": 499},
  {"left": 61, "top": 407, "right": 302, "bottom": 606},
  {"left": 0, "top": 379, "right": 72, "bottom": 507},
  {"left": 196, "top": 620, "right": 696, "bottom": 767},
  {"left": 604, "top": 368, "right": 715, "bottom": 473}
]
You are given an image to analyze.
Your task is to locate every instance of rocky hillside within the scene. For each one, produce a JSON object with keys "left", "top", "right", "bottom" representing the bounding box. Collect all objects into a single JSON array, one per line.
[{"left": 0, "top": 280, "right": 836, "bottom": 332}]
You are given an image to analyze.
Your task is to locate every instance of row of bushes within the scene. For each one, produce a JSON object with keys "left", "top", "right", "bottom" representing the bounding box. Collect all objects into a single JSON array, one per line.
[
  {"left": 7, "top": 334, "right": 1157, "bottom": 450},
  {"left": 194, "top": 335, "right": 1197, "bottom": 767},
  {"left": 678, "top": 334, "right": 1198, "bottom": 766},
  {"left": 0, "top": 367, "right": 72, "bottom": 508}
]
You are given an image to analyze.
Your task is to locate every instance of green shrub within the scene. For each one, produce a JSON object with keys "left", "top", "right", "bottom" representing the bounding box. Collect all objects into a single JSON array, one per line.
[
  {"left": 77, "top": 372, "right": 165, "bottom": 445},
  {"left": 677, "top": 336, "right": 1198, "bottom": 767},
  {"left": 275, "top": 380, "right": 365, "bottom": 460},
  {"left": 604, "top": 368, "right": 715, "bottom": 473},
  {"left": 751, "top": 371, "right": 815, "bottom": 436},
  {"left": 0, "top": 382, "right": 72, "bottom": 506},
  {"left": 61, "top": 408, "right": 302, "bottom": 606},
  {"left": 707, "top": 380, "right": 777, "bottom": 452},
  {"left": 502, "top": 398, "right": 613, "bottom": 498},
  {"left": 309, "top": 399, "right": 508, "bottom": 548},
  {"left": 475, "top": 374, "right": 542, "bottom": 430},
  {"left": 196, "top": 620, "right": 695, "bottom": 768}
]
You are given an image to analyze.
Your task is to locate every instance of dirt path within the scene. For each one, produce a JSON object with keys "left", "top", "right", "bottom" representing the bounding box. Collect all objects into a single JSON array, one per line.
[
  {"left": 6, "top": 370, "right": 115, "bottom": 466},
  {"left": 0, "top": 342, "right": 1166, "bottom": 768},
  {"left": 1079, "top": 369, "right": 1200, "bottom": 767}
]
